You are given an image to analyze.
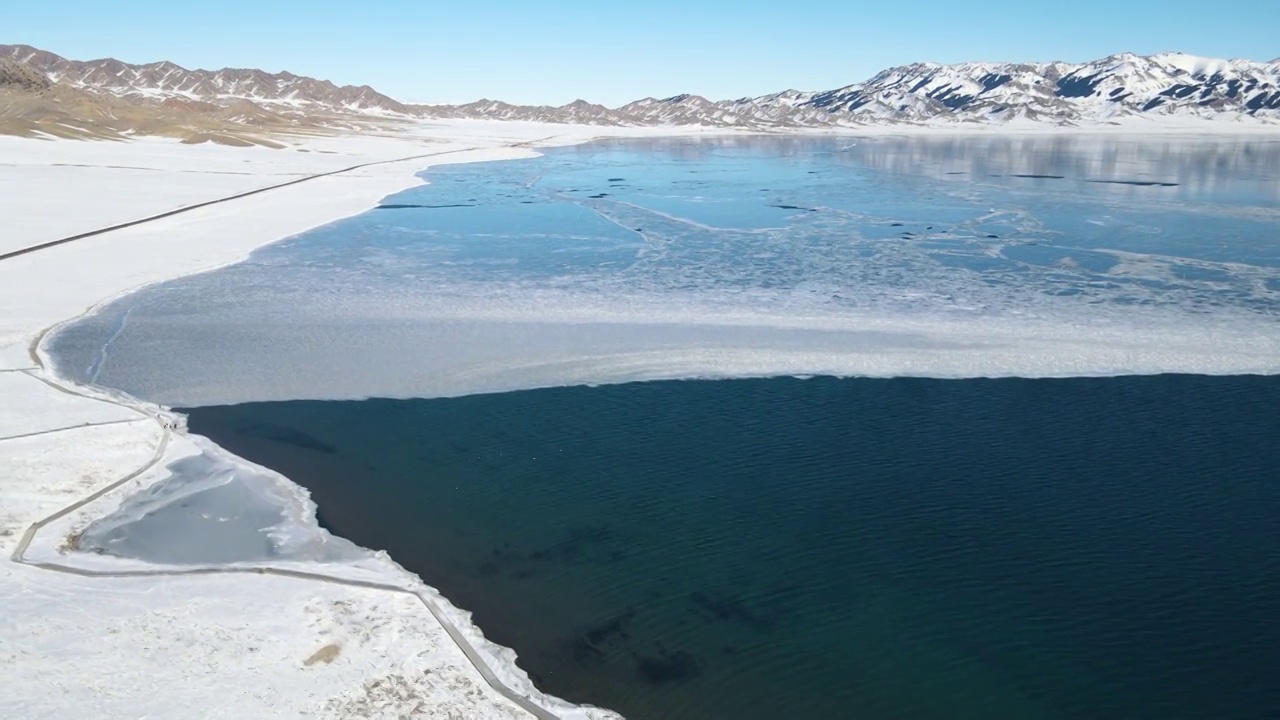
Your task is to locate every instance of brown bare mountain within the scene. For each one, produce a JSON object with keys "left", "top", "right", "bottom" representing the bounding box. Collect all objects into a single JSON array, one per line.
[
  {"left": 0, "top": 46, "right": 423, "bottom": 142},
  {"left": 0, "top": 58, "right": 51, "bottom": 91},
  {"left": 0, "top": 44, "right": 411, "bottom": 115}
]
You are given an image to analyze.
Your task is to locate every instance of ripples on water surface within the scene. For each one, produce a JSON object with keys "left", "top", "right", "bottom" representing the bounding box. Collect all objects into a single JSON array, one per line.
[
  {"left": 186, "top": 375, "right": 1280, "bottom": 720},
  {"left": 47, "top": 136, "right": 1280, "bottom": 718}
]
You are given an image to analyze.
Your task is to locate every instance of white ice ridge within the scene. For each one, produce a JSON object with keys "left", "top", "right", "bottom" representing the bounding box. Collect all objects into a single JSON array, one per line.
[{"left": 50, "top": 297, "right": 1280, "bottom": 407}]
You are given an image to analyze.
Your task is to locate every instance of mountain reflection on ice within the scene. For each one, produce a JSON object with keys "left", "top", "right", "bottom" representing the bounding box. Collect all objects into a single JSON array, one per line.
[{"left": 49, "top": 135, "right": 1280, "bottom": 406}]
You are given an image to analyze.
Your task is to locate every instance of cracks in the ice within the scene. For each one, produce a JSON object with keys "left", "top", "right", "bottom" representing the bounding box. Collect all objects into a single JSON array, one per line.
[{"left": 86, "top": 305, "right": 134, "bottom": 385}]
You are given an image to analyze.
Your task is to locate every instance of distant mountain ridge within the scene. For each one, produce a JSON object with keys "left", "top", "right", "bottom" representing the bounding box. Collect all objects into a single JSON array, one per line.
[
  {"left": 417, "top": 52, "right": 1280, "bottom": 127},
  {"left": 1, "top": 44, "right": 411, "bottom": 114},
  {"left": 0, "top": 44, "right": 414, "bottom": 143},
  {"left": 4, "top": 44, "right": 1279, "bottom": 132}
]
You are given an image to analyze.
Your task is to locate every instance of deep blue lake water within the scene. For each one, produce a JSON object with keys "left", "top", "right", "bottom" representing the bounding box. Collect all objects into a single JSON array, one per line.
[
  {"left": 48, "top": 135, "right": 1280, "bottom": 718},
  {"left": 184, "top": 374, "right": 1280, "bottom": 720}
]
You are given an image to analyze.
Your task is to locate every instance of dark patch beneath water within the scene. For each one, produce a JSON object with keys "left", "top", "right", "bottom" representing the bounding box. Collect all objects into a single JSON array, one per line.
[
  {"left": 637, "top": 649, "right": 701, "bottom": 684},
  {"left": 182, "top": 375, "right": 1280, "bottom": 720},
  {"left": 240, "top": 423, "right": 337, "bottom": 454},
  {"left": 1086, "top": 179, "right": 1180, "bottom": 187},
  {"left": 688, "top": 591, "right": 778, "bottom": 631}
]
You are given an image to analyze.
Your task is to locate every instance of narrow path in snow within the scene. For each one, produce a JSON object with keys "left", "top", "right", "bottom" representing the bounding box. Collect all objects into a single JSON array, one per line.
[
  {"left": 0, "top": 145, "right": 482, "bottom": 262},
  {"left": 1, "top": 134, "right": 563, "bottom": 262},
  {"left": 0, "top": 417, "right": 145, "bottom": 443}
]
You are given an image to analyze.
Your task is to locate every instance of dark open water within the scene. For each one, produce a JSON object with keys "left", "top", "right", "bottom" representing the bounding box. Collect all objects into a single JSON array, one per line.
[{"left": 184, "top": 373, "right": 1280, "bottom": 720}]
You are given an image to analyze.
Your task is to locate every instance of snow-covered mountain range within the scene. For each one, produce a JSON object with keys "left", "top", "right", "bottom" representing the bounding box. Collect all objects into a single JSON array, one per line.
[
  {"left": 425, "top": 52, "right": 1280, "bottom": 127},
  {"left": 4, "top": 44, "right": 1278, "bottom": 130}
]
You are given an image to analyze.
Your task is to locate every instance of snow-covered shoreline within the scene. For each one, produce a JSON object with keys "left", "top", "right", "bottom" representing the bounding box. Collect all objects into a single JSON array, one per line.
[
  {"left": 1, "top": 120, "right": 712, "bottom": 719},
  {"left": 3, "top": 119, "right": 1278, "bottom": 718}
]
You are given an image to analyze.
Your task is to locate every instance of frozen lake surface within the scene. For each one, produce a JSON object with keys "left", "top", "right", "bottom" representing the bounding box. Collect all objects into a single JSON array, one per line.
[{"left": 51, "top": 135, "right": 1280, "bottom": 406}]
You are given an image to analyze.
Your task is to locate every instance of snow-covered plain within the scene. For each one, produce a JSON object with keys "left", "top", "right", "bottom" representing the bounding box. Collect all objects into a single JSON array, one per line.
[
  {"left": 0, "top": 134, "right": 395, "bottom": 256},
  {"left": 1, "top": 120, "right": 721, "bottom": 720},
  {"left": 3, "top": 118, "right": 1279, "bottom": 719}
]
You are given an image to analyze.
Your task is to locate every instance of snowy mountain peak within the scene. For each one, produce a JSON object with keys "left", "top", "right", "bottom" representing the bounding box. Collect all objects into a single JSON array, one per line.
[
  {"left": 677, "top": 51, "right": 1277, "bottom": 127},
  {"left": 1149, "top": 52, "right": 1237, "bottom": 78}
]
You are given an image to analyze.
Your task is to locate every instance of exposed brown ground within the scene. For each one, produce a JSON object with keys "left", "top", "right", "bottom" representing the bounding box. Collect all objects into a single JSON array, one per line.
[{"left": 0, "top": 59, "right": 412, "bottom": 146}]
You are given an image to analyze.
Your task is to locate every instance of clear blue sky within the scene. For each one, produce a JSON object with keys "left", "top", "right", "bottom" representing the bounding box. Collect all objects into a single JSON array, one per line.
[{"left": 3, "top": 1, "right": 1277, "bottom": 106}]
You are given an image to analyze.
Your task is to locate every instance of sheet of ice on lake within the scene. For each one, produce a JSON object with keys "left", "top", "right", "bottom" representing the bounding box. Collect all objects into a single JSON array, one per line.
[
  {"left": 48, "top": 135, "right": 1280, "bottom": 406},
  {"left": 78, "top": 445, "right": 365, "bottom": 564}
]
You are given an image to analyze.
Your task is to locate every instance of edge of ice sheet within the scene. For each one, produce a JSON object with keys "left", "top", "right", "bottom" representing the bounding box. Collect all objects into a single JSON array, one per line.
[{"left": 48, "top": 291, "right": 1280, "bottom": 408}]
